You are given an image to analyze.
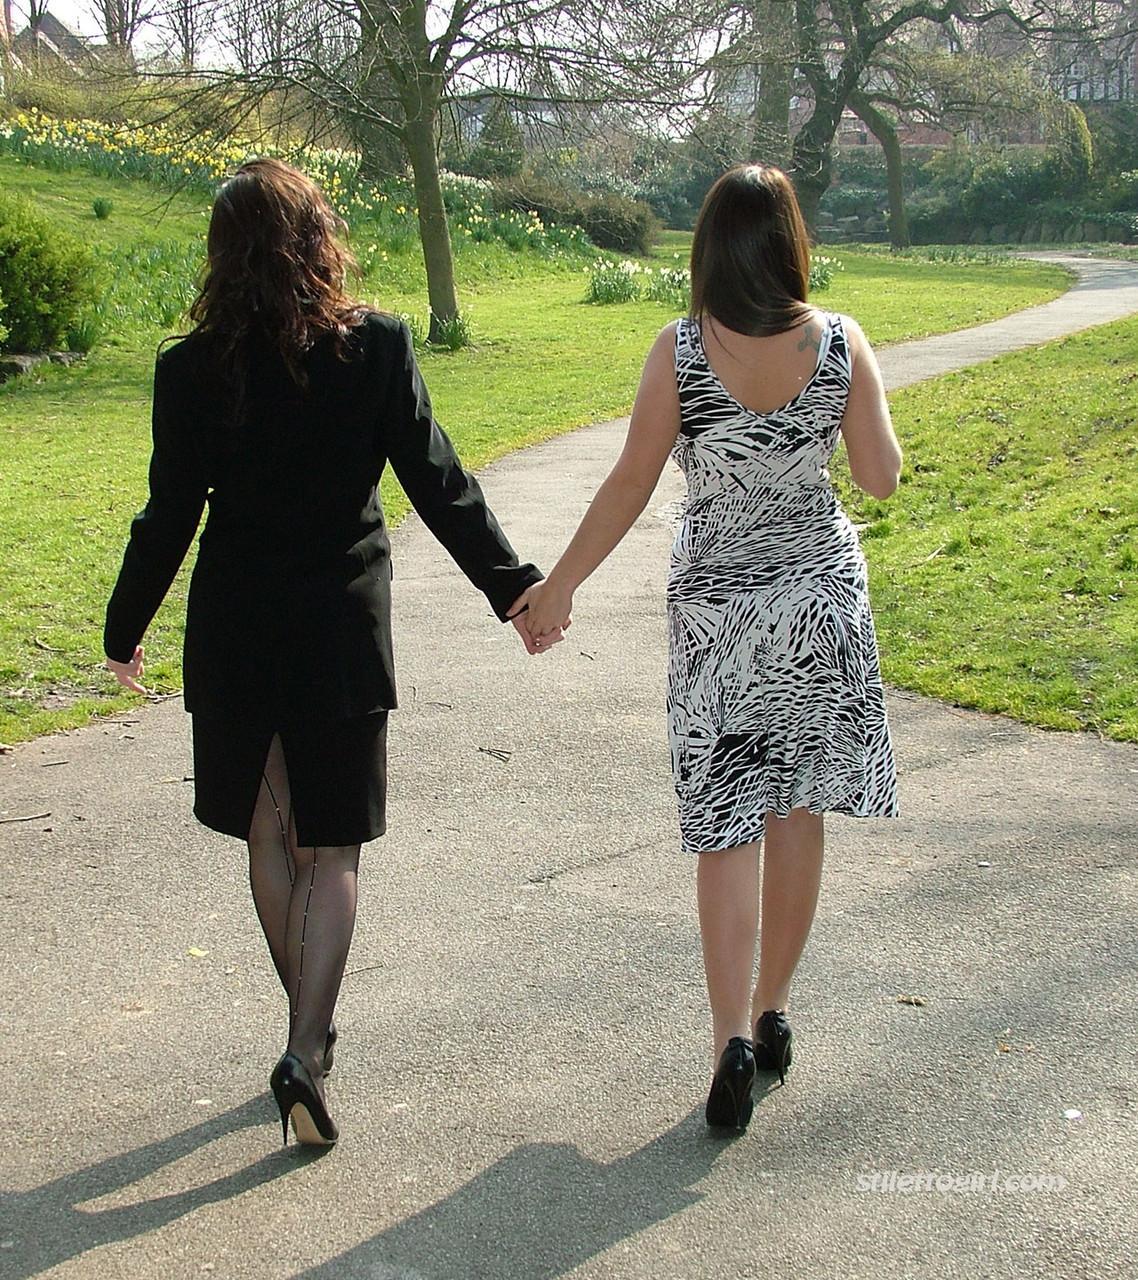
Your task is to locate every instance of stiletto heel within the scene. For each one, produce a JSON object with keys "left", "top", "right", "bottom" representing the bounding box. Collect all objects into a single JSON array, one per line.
[
  {"left": 324, "top": 1022, "right": 338, "bottom": 1074},
  {"left": 705, "top": 1036, "right": 756, "bottom": 1131},
  {"left": 754, "top": 1010, "right": 793, "bottom": 1085},
  {"left": 270, "top": 1052, "right": 339, "bottom": 1146}
]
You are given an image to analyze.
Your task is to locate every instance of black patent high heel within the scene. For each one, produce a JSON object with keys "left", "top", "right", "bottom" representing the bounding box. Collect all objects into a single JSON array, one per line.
[
  {"left": 754, "top": 1010, "right": 793, "bottom": 1085},
  {"left": 324, "top": 1022, "right": 338, "bottom": 1074},
  {"left": 705, "top": 1036, "right": 756, "bottom": 1131},
  {"left": 270, "top": 1052, "right": 339, "bottom": 1146}
]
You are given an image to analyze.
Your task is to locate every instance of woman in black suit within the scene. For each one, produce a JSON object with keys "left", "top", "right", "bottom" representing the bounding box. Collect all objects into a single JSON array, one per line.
[{"left": 104, "top": 158, "right": 556, "bottom": 1147}]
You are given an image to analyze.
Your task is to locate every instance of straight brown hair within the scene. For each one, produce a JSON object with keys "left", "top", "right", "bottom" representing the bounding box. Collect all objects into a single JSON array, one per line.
[{"left": 689, "top": 164, "right": 813, "bottom": 337}]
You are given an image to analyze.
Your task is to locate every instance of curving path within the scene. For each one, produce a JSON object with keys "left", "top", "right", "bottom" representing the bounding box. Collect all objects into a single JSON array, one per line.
[
  {"left": 875, "top": 254, "right": 1138, "bottom": 388},
  {"left": 1, "top": 256, "right": 1136, "bottom": 1280}
]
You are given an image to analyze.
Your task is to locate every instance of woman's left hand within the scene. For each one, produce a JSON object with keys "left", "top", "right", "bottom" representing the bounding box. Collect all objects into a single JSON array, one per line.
[{"left": 105, "top": 645, "right": 148, "bottom": 694}]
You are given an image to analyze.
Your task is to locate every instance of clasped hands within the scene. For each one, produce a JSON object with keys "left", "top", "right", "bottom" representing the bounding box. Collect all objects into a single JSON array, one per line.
[{"left": 507, "top": 578, "right": 573, "bottom": 656}]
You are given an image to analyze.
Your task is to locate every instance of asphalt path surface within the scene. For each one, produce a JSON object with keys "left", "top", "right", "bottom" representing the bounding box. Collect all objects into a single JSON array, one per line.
[{"left": 2, "top": 255, "right": 1136, "bottom": 1280}]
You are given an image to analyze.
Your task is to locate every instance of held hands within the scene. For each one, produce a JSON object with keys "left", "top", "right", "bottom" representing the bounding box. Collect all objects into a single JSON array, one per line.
[
  {"left": 105, "top": 645, "right": 148, "bottom": 694},
  {"left": 508, "top": 588, "right": 565, "bottom": 655},
  {"left": 508, "top": 578, "right": 574, "bottom": 655}
]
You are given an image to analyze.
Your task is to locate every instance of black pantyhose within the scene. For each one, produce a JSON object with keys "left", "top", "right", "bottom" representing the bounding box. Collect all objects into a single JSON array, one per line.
[{"left": 246, "top": 734, "right": 360, "bottom": 1092}]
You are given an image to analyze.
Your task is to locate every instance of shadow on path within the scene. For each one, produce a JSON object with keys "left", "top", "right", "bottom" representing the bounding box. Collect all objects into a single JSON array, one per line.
[
  {"left": 0, "top": 1095, "right": 317, "bottom": 1278},
  {"left": 298, "top": 1112, "right": 727, "bottom": 1280}
]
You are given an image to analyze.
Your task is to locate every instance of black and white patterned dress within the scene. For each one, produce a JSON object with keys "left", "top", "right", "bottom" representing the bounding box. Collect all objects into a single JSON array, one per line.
[{"left": 667, "top": 313, "right": 898, "bottom": 854}]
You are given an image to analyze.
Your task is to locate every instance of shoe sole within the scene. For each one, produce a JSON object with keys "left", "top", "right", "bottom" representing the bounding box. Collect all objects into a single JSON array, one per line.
[{"left": 290, "top": 1102, "right": 338, "bottom": 1146}]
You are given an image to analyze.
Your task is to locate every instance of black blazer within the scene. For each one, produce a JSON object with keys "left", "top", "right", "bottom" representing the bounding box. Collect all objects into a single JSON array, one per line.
[{"left": 104, "top": 312, "right": 542, "bottom": 721}]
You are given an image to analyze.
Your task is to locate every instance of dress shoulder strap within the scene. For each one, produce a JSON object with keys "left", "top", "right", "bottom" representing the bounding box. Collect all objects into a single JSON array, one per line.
[{"left": 674, "top": 316, "right": 703, "bottom": 370}]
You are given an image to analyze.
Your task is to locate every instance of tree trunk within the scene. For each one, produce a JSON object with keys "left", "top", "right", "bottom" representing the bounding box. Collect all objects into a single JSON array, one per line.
[
  {"left": 750, "top": 0, "right": 793, "bottom": 166},
  {"left": 848, "top": 90, "right": 910, "bottom": 249},
  {"left": 788, "top": 107, "right": 838, "bottom": 233},
  {"left": 752, "top": 60, "right": 792, "bottom": 166},
  {"left": 403, "top": 112, "right": 460, "bottom": 341}
]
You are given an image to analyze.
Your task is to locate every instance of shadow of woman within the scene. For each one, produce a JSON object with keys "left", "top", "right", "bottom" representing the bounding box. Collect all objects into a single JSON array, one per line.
[
  {"left": 297, "top": 1109, "right": 735, "bottom": 1280},
  {"left": 0, "top": 1093, "right": 318, "bottom": 1278}
]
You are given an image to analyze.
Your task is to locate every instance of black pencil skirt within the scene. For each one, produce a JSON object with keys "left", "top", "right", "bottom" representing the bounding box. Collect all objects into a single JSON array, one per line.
[{"left": 190, "top": 712, "right": 389, "bottom": 846}]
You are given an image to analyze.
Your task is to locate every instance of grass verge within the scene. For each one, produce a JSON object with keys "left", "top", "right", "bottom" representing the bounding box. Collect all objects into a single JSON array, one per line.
[{"left": 840, "top": 316, "right": 1137, "bottom": 740}]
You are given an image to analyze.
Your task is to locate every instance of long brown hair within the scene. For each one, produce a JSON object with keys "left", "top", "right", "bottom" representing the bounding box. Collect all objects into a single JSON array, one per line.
[
  {"left": 188, "top": 157, "right": 369, "bottom": 384},
  {"left": 689, "top": 164, "right": 812, "bottom": 337}
]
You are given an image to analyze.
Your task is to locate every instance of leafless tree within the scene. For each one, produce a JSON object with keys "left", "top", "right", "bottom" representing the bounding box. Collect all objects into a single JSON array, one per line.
[
  {"left": 152, "top": 0, "right": 713, "bottom": 338},
  {"left": 150, "top": 0, "right": 215, "bottom": 69},
  {"left": 90, "top": 0, "right": 152, "bottom": 57},
  {"left": 20, "top": 0, "right": 52, "bottom": 30}
]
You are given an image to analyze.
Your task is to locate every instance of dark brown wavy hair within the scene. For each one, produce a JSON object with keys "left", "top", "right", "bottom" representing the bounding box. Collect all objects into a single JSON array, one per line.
[
  {"left": 188, "top": 157, "right": 369, "bottom": 385},
  {"left": 690, "top": 164, "right": 813, "bottom": 337}
]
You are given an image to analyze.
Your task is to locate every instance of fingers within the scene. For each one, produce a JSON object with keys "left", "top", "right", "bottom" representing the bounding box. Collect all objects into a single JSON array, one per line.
[
  {"left": 506, "top": 588, "right": 533, "bottom": 619},
  {"left": 510, "top": 615, "right": 541, "bottom": 655},
  {"left": 532, "top": 626, "right": 565, "bottom": 652},
  {"left": 512, "top": 615, "right": 566, "bottom": 656},
  {"left": 105, "top": 646, "right": 149, "bottom": 695}
]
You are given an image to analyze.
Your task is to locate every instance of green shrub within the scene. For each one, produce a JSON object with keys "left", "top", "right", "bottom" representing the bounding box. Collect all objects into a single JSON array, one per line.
[
  {"left": 0, "top": 193, "right": 98, "bottom": 352},
  {"left": 493, "top": 175, "right": 659, "bottom": 254},
  {"left": 92, "top": 197, "right": 114, "bottom": 220},
  {"left": 820, "top": 184, "right": 882, "bottom": 218},
  {"left": 5, "top": 68, "right": 127, "bottom": 124},
  {"left": 577, "top": 193, "right": 659, "bottom": 254}
]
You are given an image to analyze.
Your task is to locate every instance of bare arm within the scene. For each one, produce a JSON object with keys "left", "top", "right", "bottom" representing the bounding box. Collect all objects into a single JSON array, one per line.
[
  {"left": 840, "top": 316, "right": 902, "bottom": 500},
  {"left": 524, "top": 324, "right": 682, "bottom": 638}
]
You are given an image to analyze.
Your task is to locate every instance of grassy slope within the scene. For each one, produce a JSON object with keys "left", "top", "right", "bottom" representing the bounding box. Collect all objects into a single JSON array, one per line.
[
  {"left": 840, "top": 320, "right": 1138, "bottom": 740},
  {"left": 0, "top": 155, "right": 1081, "bottom": 742}
]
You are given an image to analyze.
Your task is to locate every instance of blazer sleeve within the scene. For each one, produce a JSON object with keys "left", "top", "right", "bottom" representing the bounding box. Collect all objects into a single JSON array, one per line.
[
  {"left": 381, "top": 321, "right": 543, "bottom": 621},
  {"left": 104, "top": 350, "right": 209, "bottom": 662}
]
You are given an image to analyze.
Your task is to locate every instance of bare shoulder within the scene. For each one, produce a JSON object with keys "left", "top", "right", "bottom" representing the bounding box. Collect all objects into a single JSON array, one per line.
[
  {"left": 652, "top": 319, "right": 681, "bottom": 351},
  {"left": 642, "top": 321, "right": 681, "bottom": 374}
]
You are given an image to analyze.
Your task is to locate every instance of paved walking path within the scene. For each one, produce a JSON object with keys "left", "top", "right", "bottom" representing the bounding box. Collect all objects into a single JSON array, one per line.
[{"left": 2, "top": 256, "right": 1136, "bottom": 1280}]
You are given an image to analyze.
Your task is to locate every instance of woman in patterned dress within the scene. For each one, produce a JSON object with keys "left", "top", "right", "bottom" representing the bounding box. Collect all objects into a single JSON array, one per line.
[{"left": 521, "top": 164, "right": 902, "bottom": 1131}]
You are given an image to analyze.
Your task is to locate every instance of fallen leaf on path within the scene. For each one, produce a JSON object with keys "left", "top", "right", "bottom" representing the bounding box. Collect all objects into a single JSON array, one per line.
[
  {"left": 897, "top": 994, "right": 926, "bottom": 1006},
  {"left": 187, "top": 947, "right": 209, "bottom": 958}
]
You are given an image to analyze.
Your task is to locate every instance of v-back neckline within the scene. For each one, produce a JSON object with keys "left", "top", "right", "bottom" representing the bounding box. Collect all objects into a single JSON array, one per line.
[{"left": 693, "top": 315, "right": 832, "bottom": 419}]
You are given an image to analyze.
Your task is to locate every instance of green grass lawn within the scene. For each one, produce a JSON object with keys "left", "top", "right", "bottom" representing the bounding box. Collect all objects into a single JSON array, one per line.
[
  {"left": 839, "top": 316, "right": 1138, "bottom": 740},
  {"left": 0, "top": 156, "right": 1088, "bottom": 743}
]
